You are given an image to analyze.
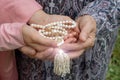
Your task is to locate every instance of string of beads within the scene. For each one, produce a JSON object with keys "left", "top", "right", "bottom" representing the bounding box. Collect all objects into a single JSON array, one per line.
[{"left": 30, "top": 20, "right": 76, "bottom": 77}]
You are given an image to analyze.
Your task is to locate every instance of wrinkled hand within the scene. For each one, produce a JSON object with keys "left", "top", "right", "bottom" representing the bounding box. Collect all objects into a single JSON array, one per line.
[
  {"left": 28, "top": 10, "right": 78, "bottom": 43},
  {"left": 28, "top": 10, "right": 73, "bottom": 25},
  {"left": 60, "top": 15, "right": 96, "bottom": 59},
  {"left": 19, "top": 46, "right": 55, "bottom": 60},
  {"left": 19, "top": 10, "right": 77, "bottom": 60}
]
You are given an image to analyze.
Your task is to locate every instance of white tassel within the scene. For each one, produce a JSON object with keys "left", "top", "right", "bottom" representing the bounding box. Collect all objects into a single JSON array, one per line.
[
  {"left": 30, "top": 21, "right": 76, "bottom": 77},
  {"left": 54, "top": 49, "right": 70, "bottom": 77}
]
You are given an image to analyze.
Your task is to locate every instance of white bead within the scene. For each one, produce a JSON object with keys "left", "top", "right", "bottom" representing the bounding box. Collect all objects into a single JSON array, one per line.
[
  {"left": 66, "top": 20, "right": 69, "bottom": 23},
  {"left": 52, "top": 37, "right": 55, "bottom": 40},
  {"left": 53, "top": 30, "right": 57, "bottom": 33},
  {"left": 69, "top": 21, "right": 72, "bottom": 23},
  {"left": 54, "top": 22, "right": 57, "bottom": 25},
  {"left": 30, "top": 21, "right": 77, "bottom": 45},
  {"left": 30, "top": 24, "right": 35, "bottom": 26},
  {"left": 59, "top": 21, "right": 63, "bottom": 24},
  {"left": 62, "top": 21, "right": 65, "bottom": 23}
]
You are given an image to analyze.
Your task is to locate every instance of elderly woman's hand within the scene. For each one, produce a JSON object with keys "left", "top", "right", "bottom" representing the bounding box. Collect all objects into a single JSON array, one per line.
[
  {"left": 28, "top": 10, "right": 74, "bottom": 25},
  {"left": 19, "top": 46, "right": 55, "bottom": 60},
  {"left": 60, "top": 15, "right": 96, "bottom": 59},
  {"left": 77, "top": 15, "right": 96, "bottom": 43},
  {"left": 18, "top": 10, "right": 77, "bottom": 60}
]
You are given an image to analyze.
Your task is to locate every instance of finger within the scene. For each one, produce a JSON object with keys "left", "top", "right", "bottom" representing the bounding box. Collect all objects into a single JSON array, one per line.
[
  {"left": 60, "top": 43, "right": 80, "bottom": 52},
  {"left": 79, "top": 24, "right": 94, "bottom": 42},
  {"left": 28, "top": 43, "right": 49, "bottom": 52},
  {"left": 29, "top": 28, "right": 57, "bottom": 47},
  {"left": 23, "top": 26, "right": 57, "bottom": 47},
  {"left": 64, "top": 35, "right": 69, "bottom": 41},
  {"left": 78, "top": 33, "right": 96, "bottom": 49},
  {"left": 34, "top": 48, "right": 54, "bottom": 60},
  {"left": 67, "top": 49, "right": 85, "bottom": 59},
  {"left": 32, "top": 34, "right": 57, "bottom": 47},
  {"left": 73, "top": 24, "right": 80, "bottom": 33},
  {"left": 79, "top": 37, "right": 95, "bottom": 49},
  {"left": 64, "top": 38, "right": 77, "bottom": 43},
  {"left": 19, "top": 46, "right": 36, "bottom": 56},
  {"left": 64, "top": 32, "right": 79, "bottom": 41},
  {"left": 68, "top": 32, "right": 78, "bottom": 38},
  {"left": 60, "top": 34, "right": 95, "bottom": 52}
]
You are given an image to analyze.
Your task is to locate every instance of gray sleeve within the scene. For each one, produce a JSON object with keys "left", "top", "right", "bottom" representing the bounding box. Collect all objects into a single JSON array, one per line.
[{"left": 79, "top": 0, "right": 120, "bottom": 29}]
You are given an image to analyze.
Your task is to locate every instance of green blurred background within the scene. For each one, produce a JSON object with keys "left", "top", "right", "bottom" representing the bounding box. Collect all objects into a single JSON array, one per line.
[{"left": 106, "top": 30, "right": 120, "bottom": 80}]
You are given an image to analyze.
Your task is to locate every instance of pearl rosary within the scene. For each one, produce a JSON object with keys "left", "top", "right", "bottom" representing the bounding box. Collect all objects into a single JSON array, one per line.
[{"left": 31, "top": 20, "right": 76, "bottom": 77}]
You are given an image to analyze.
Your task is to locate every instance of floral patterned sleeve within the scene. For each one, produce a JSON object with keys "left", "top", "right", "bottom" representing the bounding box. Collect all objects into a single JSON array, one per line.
[{"left": 80, "top": 0, "right": 120, "bottom": 29}]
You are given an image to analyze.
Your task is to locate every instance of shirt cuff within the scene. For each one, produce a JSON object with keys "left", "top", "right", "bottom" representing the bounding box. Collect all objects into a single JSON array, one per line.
[{"left": 0, "top": 23, "right": 25, "bottom": 51}]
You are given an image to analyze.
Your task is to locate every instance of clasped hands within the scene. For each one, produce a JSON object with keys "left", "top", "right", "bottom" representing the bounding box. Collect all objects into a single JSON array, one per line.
[{"left": 19, "top": 10, "right": 96, "bottom": 60}]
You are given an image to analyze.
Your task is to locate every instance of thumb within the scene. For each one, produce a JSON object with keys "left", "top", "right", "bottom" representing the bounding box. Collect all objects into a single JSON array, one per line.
[
  {"left": 79, "top": 24, "right": 94, "bottom": 41},
  {"left": 79, "top": 25, "right": 92, "bottom": 42}
]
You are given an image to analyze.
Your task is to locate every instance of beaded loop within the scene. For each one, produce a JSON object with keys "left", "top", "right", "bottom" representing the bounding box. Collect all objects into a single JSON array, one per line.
[
  {"left": 30, "top": 21, "right": 76, "bottom": 77},
  {"left": 30, "top": 20, "right": 76, "bottom": 45}
]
